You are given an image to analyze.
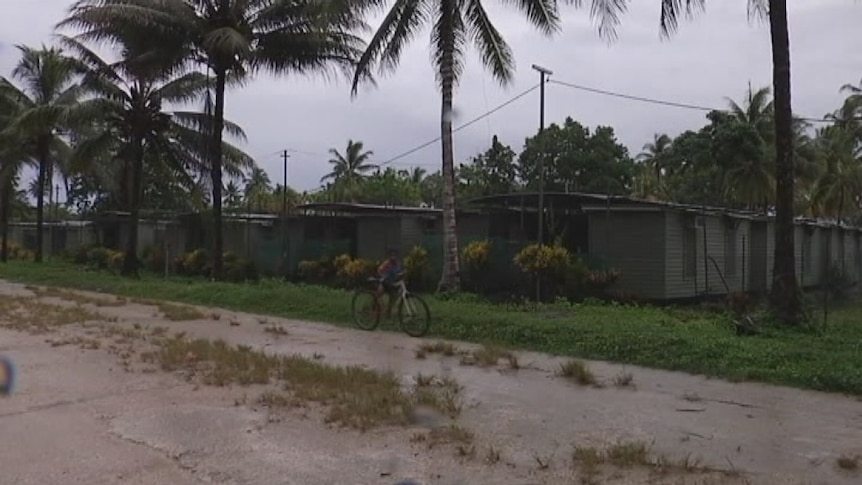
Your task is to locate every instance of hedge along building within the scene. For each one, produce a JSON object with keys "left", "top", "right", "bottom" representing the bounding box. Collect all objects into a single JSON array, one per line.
[
  {"left": 466, "top": 192, "right": 862, "bottom": 301},
  {"left": 297, "top": 203, "right": 522, "bottom": 286}
]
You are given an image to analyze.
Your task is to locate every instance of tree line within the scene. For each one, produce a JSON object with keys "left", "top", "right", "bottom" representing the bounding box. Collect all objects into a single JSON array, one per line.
[{"left": 0, "top": 0, "right": 847, "bottom": 323}]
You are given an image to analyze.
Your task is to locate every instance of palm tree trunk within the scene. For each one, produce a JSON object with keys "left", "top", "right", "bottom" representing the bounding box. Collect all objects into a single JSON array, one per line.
[
  {"left": 767, "top": 0, "right": 801, "bottom": 324},
  {"left": 0, "top": 175, "right": 10, "bottom": 263},
  {"left": 210, "top": 69, "right": 227, "bottom": 281},
  {"left": 437, "top": 56, "right": 461, "bottom": 292},
  {"left": 122, "top": 137, "right": 144, "bottom": 277},
  {"left": 34, "top": 137, "right": 49, "bottom": 263}
]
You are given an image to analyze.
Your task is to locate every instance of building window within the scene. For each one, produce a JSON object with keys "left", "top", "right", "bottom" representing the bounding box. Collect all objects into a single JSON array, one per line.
[
  {"left": 724, "top": 225, "right": 737, "bottom": 276},
  {"left": 683, "top": 225, "right": 697, "bottom": 279}
]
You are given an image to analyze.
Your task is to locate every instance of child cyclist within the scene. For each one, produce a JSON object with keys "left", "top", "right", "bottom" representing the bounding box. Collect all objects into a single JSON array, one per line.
[{"left": 376, "top": 248, "right": 403, "bottom": 319}]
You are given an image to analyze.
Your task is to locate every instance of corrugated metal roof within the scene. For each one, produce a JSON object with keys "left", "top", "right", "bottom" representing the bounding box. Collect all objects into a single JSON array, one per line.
[{"left": 296, "top": 202, "right": 441, "bottom": 215}]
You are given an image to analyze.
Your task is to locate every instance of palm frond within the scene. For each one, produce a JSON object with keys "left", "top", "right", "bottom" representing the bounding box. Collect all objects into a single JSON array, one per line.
[
  {"left": 565, "top": 0, "right": 627, "bottom": 41},
  {"left": 430, "top": 0, "right": 467, "bottom": 89},
  {"left": 464, "top": 0, "right": 515, "bottom": 86},
  {"left": 351, "top": 0, "right": 425, "bottom": 96},
  {"left": 170, "top": 111, "right": 248, "bottom": 143}
]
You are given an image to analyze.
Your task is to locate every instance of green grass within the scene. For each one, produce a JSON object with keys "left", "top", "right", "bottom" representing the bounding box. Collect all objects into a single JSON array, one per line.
[{"left": 3, "top": 260, "right": 862, "bottom": 395}]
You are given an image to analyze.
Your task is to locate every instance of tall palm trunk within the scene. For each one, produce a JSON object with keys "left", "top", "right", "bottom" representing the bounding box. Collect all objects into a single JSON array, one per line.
[
  {"left": 122, "top": 136, "right": 145, "bottom": 276},
  {"left": 767, "top": 0, "right": 801, "bottom": 324},
  {"left": 0, "top": 176, "right": 10, "bottom": 263},
  {"left": 34, "top": 136, "right": 50, "bottom": 263},
  {"left": 210, "top": 69, "right": 227, "bottom": 281},
  {"left": 437, "top": 50, "right": 460, "bottom": 292}
]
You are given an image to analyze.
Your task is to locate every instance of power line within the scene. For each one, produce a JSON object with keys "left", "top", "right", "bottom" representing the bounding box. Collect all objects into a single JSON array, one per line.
[
  {"left": 378, "top": 83, "right": 541, "bottom": 166},
  {"left": 548, "top": 78, "right": 856, "bottom": 124}
]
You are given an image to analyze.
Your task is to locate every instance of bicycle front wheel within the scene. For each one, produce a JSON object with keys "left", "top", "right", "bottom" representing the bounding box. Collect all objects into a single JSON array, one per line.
[
  {"left": 398, "top": 293, "right": 431, "bottom": 337},
  {"left": 352, "top": 290, "right": 381, "bottom": 331}
]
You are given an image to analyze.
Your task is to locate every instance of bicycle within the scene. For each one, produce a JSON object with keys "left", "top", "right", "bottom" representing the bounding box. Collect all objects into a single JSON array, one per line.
[{"left": 351, "top": 272, "right": 431, "bottom": 337}]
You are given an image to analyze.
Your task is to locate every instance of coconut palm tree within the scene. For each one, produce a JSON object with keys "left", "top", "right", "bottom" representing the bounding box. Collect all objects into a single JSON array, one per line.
[
  {"left": 244, "top": 167, "right": 273, "bottom": 212},
  {"left": 0, "top": 92, "right": 32, "bottom": 262},
  {"left": 636, "top": 133, "right": 672, "bottom": 186},
  {"left": 353, "top": 0, "right": 562, "bottom": 291},
  {"left": 321, "top": 139, "right": 377, "bottom": 201},
  {"left": 726, "top": 84, "right": 774, "bottom": 142},
  {"left": 60, "top": 0, "right": 368, "bottom": 279},
  {"left": 62, "top": 35, "right": 253, "bottom": 275},
  {"left": 810, "top": 125, "right": 862, "bottom": 222},
  {"left": 0, "top": 45, "right": 82, "bottom": 262},
  {"left": 407, "top": 167, "right": 425, "bottom": 185},
  {"left": 577, "top": 0, "right": 801, "bottom": 322}
]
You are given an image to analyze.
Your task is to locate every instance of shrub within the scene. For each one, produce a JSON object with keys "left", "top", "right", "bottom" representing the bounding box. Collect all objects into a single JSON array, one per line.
[
  {"left": 513, "top": 243, "right": 570, "bottom": 278},
  {"left": 403, "top": 245, "right": 432, "bottom": 290},
  {"left": 584, "top": 268, "right": 621, "bottom": 295},
  {"left": 67, "top": 244, "right": 96, "bottom": 264},
  {"left": 332, "top": 254, "right": 353, "bottom": 276},
  {"left": 142, "top": 245, "right": 166, "bottom": 273},
  {"left": 86, "top": 246, "right": 113, "bottom": 270},
  {"left": 462, "top": 240, "right": 493, "bottom": 293},
  {"left": 176, "top": 248, "right": 211, "bottom": 277},
  {"left": 223, "top": 251, "right": 258, "bottom": 282},
  {"left": 4, "top": 242, "right": 35, "bottom": 261},
  {"left": 297, "top": 258, "right": 335, "bottom": 284},
  {"left": 462, "top": 240, "right": 491, "bottom": 269},
  {"left": 334, "top": 254, "right": 377, "bottom": 288},
  {"left": 107, "top": 249, "right": 125, "bottom": 273}
]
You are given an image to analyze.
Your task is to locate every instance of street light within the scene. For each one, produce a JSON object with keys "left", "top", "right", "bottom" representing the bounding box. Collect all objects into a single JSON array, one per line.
[{"left": 531, "top": 64, "right": 552, "bottom": 246}]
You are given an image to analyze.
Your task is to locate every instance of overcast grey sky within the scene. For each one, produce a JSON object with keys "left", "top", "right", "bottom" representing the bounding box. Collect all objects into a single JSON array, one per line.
[{"left": 1, "top": 0, "right": 860, "bottom": 194}]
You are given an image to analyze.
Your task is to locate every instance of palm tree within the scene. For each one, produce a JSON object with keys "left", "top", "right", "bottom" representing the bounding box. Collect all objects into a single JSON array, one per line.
[
  {"left": 409, "top": 167, "right": 427, "bottom": 186},
  {"left": 224, "top": 181, "right": 243, "bottom": 211},
  {"left": 810, "top": 125, "right": 862, "bottom": 222},
  {"left": 353, "top": 0, "right": 561, "bottom": 291},
  {"left": 726, "top": 84, "right": 774, "bottom": 142},
  {"left": 636, "top": 133, "right": 672, "bottom": 185},
  {"left": 0, "top": 92, "right": 31, "bottom": 262},
  {"left": 61, "top": 0, "right": 367, "bottom": 280},
  {"left": 0, "top": 45, "right": 82, "bottom": 262},
  {"left": 244, "top": 167, "right": 273, "bottom": 212},
  {"left": 321, "top": 139, "right": 377, "bottom": 201},
  {"left": 578, "top": 0, "right": 801, "bottom": 322},
  {"left": 62, "top": 34, "right": 253, "bottom": 275}
]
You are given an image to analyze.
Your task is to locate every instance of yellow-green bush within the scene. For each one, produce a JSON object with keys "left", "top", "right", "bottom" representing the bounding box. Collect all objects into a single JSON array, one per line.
[
  {"left": 513, "top": 243, "right": 570, "bottom": 276},
  {"left": 403, "top": 245, "right": 431, "bottom": 289},
  {"left": 462, "top": 240, "right": 491, "bottom": 270},
  {"left": 175, "top": 248, "right": 210, "bottom": 276},
  {"left": 334, "top": 253, "right": 377, "bottom": 288},
  {"left": 222, "top": 251, "right": 258, "bottom": 282},
  {"left": 4, "top": 242, "right": 35, "bottom": 261}
]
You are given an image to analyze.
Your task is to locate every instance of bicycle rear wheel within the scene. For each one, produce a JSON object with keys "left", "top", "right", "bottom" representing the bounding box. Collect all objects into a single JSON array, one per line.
[
  {"left": 398, "top": 293, "right": 430, "bottom": 337},
  {"left": 352, "top": 290, "right": 382, "bottom": 331}
]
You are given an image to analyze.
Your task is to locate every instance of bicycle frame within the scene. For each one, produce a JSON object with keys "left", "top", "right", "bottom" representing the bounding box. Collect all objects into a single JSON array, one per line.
[{"left": 377, "top": 277, "right": 415, "bottom": 317}]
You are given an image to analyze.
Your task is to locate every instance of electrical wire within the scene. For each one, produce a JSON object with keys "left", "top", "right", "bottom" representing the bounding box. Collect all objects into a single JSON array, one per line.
[
  {"left": 377, "top": 83, "right": 541, "bottom": 166},
  {"left": 548, "top": 78, "right": 859, "bottom": 124}
]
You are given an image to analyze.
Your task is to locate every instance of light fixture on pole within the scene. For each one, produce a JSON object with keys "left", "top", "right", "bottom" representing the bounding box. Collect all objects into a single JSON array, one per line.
[{"left": 531, "top": 64, "right": 552, "bottom": 246}]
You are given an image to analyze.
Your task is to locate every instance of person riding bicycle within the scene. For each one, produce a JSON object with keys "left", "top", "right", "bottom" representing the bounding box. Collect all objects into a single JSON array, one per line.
[{"left": 376, "top": 248, "right": 403, "bottom": 319}]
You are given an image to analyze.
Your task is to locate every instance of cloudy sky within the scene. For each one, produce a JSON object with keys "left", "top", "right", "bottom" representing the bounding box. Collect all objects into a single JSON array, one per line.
[{"left": 1, "top": 0, "right": 860, "bottom": 194}]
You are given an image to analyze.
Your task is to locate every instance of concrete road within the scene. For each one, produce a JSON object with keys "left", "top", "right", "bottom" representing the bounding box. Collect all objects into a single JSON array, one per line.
[{"left": 1, "top": 281, "right": 860, "bottom": 485}]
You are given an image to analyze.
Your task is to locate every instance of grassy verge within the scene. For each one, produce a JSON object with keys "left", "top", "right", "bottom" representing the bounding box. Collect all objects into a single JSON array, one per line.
[{"left": 2, "top": 261, "right": 861, "bottom": 395}]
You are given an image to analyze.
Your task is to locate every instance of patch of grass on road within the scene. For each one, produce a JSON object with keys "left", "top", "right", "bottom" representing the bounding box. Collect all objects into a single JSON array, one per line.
[
  {"left": 3, "top": 261, "right": 862, "bottom": 395},
  {"left": 144, "top": 334, "right": 462, "bottom": 431}
]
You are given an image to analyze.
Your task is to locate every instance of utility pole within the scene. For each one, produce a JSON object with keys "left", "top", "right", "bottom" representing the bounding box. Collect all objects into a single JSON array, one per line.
[
  {"left": 532, "top": 64, "right": 552, "bottom": 304},
  {"left": 532, "top": 64, "right": 552, "bottom": 246},
  {"left": 281, "top": 149, "right": 290, "bottom": 277}
]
